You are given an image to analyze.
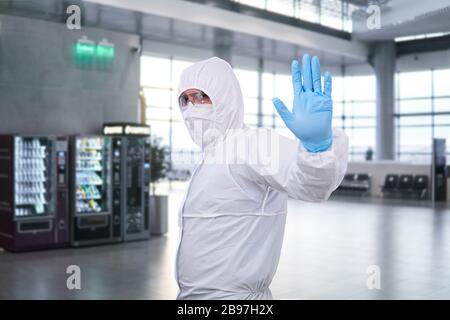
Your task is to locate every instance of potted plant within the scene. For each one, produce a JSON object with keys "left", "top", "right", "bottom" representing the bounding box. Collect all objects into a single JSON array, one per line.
[
  {"left": 149, "top": 136, "right": 170, "bottom": 235},
  {"left": 365, "top": 147, "right": 374, "bottom": 161}
]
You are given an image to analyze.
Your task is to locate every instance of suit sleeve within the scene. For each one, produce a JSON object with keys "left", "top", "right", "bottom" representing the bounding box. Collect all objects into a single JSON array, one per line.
[{"left": 240, "top": 127, "right": 349, "bottom": 201}]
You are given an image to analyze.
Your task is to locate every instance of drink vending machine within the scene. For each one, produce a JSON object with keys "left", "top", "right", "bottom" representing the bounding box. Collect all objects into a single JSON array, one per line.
[
  {"left": 104, "top": 123, "right": 151, "bottom": 242},
  {"left": 0, "top": 135, "right": 69, "bottom": 251},
  {"left": 70, "top": 135, "right": 118, "bottom": 247}
]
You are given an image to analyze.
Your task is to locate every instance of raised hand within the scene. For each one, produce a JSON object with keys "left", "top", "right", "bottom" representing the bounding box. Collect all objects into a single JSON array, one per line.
[{"left": 272, "top": 54, "right": 333, "bottom": 153}]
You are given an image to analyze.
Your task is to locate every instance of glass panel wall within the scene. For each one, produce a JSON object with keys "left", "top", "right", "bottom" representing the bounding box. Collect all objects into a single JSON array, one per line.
[{"left": 395, "top": 69, "right": 450, "bottom": 163}]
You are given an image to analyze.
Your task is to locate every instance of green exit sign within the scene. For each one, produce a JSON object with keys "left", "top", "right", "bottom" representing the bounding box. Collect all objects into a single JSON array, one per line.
[
  {"left": 96, "top": 43, "right": 115, "bottom": 59},
  {"left": 73, "top": 37, "right": 115, "bottom": 70},
  {"left": 75, "top": 41, "right": 95, "bottom": 56}
]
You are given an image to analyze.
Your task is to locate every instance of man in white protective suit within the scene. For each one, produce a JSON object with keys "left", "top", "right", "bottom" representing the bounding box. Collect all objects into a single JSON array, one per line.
[{"left": 175, "top": 54, "right": 349, "bottom": 300}]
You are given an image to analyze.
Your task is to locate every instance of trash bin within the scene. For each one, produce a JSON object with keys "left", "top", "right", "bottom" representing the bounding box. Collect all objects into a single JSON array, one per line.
[{"left": 149, "top": 195, "right": 168, "bottom": 235}]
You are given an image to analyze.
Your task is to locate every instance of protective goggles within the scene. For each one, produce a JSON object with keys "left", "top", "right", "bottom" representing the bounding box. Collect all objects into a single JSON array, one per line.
[{"left": 178, "top": 90, "right": 210, "bottom": 108}]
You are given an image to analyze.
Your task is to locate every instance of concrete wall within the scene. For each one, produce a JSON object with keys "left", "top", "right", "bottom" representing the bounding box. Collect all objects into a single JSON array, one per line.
[{"left": 0, "top": 14, "right": 140, "bottom": 135}]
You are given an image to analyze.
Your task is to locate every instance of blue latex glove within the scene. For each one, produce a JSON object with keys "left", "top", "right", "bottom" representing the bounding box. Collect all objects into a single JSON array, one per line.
[{"left": 273, "top": 54, "right": 333, "bottom": 153}]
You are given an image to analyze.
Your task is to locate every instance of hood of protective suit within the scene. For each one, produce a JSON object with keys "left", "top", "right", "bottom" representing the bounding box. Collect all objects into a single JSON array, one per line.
[{"left": 178, "top": 57, "right": 245, "bottom": 150}]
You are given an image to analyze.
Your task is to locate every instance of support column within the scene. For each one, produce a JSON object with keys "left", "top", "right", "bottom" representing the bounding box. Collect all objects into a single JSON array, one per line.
[
  {"left": 372, "top": 41, "right": 396, "bottom": 160},
  {"left": 213, "top": 28, "right": 232, "bottom": 64}
]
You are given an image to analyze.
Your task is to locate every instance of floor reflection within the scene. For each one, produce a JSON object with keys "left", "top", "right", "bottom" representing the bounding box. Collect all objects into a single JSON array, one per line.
[{"left": 1, "top": 183, "right": 450, "bottom": 299}]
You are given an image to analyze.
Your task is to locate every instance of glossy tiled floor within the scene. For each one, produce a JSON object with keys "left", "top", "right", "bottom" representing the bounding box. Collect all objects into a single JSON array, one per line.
[{"left": 1, "top": 185, "right": 450, "bottom": 300}]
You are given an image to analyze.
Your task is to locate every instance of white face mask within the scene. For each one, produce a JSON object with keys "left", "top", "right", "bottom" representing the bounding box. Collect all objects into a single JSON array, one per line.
[{"left": 182, "top": 104, "right": 223, "bottom": 150}]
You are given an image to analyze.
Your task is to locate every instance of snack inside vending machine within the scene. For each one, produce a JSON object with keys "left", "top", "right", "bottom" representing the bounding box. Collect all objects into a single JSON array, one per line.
[
  {"left": 70, "top": 135, "right": 118, "bottom": 247},
  {"left": 0, "top": 135, "right": 69, "bottom": 251}
]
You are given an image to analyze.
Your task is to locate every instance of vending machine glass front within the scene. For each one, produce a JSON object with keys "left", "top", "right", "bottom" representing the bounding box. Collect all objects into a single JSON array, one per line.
[
  {"left": 75, "top": 137, "right": 110, "bottom": 215},
  {"left": 14, "top": 136, "right": 55, "bottom": 219}
]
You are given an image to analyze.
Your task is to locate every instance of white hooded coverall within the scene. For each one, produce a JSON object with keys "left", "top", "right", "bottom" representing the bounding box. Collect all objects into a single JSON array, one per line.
[{"left": 176, "top": 57, "right": 348, "bottom": 300}]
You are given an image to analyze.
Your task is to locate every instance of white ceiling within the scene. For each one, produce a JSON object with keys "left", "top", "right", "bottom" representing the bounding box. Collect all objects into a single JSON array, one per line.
[
  {"left": 4, "top": 0, "right": 448, "bottom": 68},
  {"left": 85, "top": 0, "right": 369, "bottom": 61}
]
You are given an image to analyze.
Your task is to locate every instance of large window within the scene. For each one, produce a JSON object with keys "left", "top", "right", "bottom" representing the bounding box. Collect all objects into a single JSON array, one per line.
[
  {"left": 261, "top": 72, "right": 294, "bottom": 139},
  {"left": 141, "top": 55, "right": 200, "bottom": 171},
  {"left": 395, "top": 69, "right": 450, "bottom": 163},
  {"left": 337, "top": 75, "right": 376, "bottom": 161},
  {"left": 235, "top": 69, "right": 259, "bottom": 128}
]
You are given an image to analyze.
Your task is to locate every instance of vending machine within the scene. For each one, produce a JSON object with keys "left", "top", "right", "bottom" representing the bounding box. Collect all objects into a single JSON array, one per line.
[
  {"left": 70, "top": 135, "right": 117, "bottom": 247},
  {"left": 104, "top": 123, "right": 151, "bottom": 242},
  {"left": 0, "top": 135, "right": 69, "bottom": 251}
]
